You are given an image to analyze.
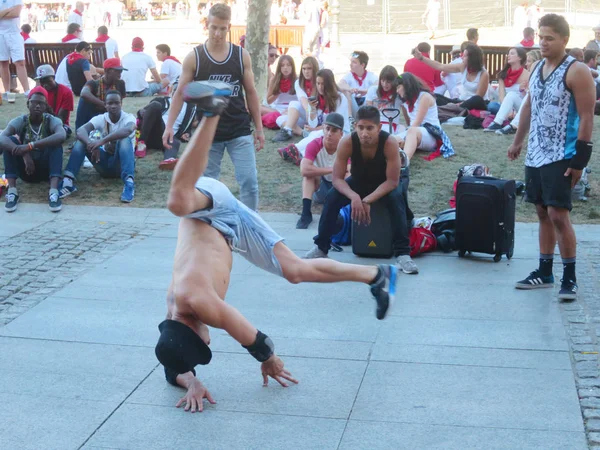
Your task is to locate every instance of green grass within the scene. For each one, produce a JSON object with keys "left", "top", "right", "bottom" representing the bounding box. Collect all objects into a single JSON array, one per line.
[{"left": 1, "top": 95, "right": 600, "bottom": 222}]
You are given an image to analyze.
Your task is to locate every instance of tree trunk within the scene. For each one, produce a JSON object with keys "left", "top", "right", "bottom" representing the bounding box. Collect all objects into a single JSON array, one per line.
[{"left": 245, "top": 0, "right": 272, "bottom": 103}]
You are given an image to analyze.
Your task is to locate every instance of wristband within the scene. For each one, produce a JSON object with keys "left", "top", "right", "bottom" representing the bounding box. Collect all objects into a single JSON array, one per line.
[
  {"left": 570, "top": 140, "right": 593, "bottom": 170},
  {"left": 242, "top": 330, "right": 274, "bottom": 362}
]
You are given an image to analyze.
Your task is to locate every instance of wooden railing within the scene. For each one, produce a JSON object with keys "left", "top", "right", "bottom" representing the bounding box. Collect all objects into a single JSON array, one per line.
[{"left": 229, "top": 25, "right": 304, "bottom": 53}]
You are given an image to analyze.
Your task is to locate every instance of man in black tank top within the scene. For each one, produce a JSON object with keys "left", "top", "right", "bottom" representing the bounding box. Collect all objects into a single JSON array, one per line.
[
  {"left": 305, "top": 106, "right": 418, "bottom": 274},
  {"left": 162, "top": 3, "right": 264, "bottom": 211}
]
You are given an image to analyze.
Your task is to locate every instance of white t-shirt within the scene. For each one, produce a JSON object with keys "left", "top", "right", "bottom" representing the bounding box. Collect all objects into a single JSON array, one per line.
[
  {"left": 67, "top": 10, "right": 83, "bottom": 27},
  {"left": 341, "top": 71, "right": 379, "bottom": 97},
  {"left": 307, "top": 93, "right": 350, "bottom": 134},
  {"left": 0, "top": 0, "right": 23, "bottom": 33},
  {"left": 162, "top": 102, "right": 188, "bottom": 135},
  {"left": 55, "top": 57, "right": 71, "bottom": 89},
  {"left": 443, "top": 57, "right": 463, "bottom": 99},
  {"left": 121, "top": 51, "right": 156, "bottom": 92},
  {"left": 89, "top": 111, "right": 136, "bottom": 148},
  {"left": 365, "top": 85, "right": 403, "bottom": 130},
  {"left": 24, "top": 37, "right": 36, "bottom": 44},
  {"left": 401, "top": 92, "right": 440, "bottom": 128},
  {"left": 160, "top": 58, "right": 182, "bottom": 84},
  {"left": 104, "top": 37, "right": 119, "bottom": 58}
]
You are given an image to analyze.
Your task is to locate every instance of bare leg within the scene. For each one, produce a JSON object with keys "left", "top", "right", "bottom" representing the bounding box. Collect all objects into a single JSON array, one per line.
[
  {"left": 14, "top": 61, "right": 29, "bottom": 93},
  {"left": 548, "top": 207, "right": 576, "bottom": 259},
  {"left": 50, "top": 176, "right": 59, "bottom": 190},
  {"left": 536, "top": 204, "right": 556, "bottom": 255},
  {"left": 301, "top": 176, "right": 318, "bottom": 199},
  {"left": 274, "top": 242, "right": 378, "bottom": 284},
  {"left": 0, "top": 61, "right": 10, "bottom": 93},
  {"left": 284, "top": 107, "right": 304, "bottom": 135},
  {"left": 403, "top": 128, "right": 422, "bottom": 160},
  {"left": 261, "top": 105, "right": 277, "bottom": 115}
]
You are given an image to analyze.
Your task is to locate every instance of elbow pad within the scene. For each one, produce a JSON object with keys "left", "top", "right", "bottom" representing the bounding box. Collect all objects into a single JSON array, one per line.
[
  {"left": 242, "top": 330, "right": 274, "bottom": 362},
  {"left": 570, "top": 140, "right": 593, "bottom": 170}
]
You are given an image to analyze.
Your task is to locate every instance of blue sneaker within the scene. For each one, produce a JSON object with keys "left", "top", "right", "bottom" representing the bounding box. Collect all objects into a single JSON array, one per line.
[
  {"left": 515, "top": 269, "right": 554, "bottom": 289},
  {"left": 370, "top": 264, "right": 397, "bottom": 320},
  {"left": 58, "top": 181, "right": 78, "bottom": 199},
  {"left": 183, "top": 81, "right": 232, "bottom": 117},
  {"left": 120, "top": 180, "right": 135, "bottom": 203}
]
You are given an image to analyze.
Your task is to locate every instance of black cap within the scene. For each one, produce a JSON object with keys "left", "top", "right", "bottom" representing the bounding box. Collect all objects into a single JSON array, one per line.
[
  {"left": 155, "top": 320, "right": 212, "bottom": 374},
  {"left": 324, "top": 112, "right": 344, "bottom": 130}
]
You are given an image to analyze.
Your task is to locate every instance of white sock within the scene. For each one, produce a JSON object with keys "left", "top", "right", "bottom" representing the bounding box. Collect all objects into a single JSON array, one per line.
[
  {"left": 125, "top": 176, "right": 134, "bottom": 184},
  {"left": 62, "top": 177, "right": 73, "bottom": 188},
  {"left": 7, "top": 186, "right": 17, "bottom": 195}
]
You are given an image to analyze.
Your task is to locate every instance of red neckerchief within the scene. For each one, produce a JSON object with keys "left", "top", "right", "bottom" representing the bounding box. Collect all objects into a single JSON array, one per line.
[
  {"left": 317, "top": 94, "right": 327, "bottom": 112},
  {"left": 20, "top": 31, "right": 31, "bottom": 41},
  {"left": 96, "top": 34, "right": 110, "bottom": 43},
  {"left": 132, "top": 48, "right": 143, "bottom": 52},
  {"left": 304, "top": 79, "right": 313, "bottom": 97},
  {"left": 421, "top": 52, "right": 430, "bottom": 59},
  {"left": 406, "top": 97, "right": 416, "bottom": 113},
  {"left": 280, "top": 77, "right": 291, "bottom": 93},
  {"left": 352, "top": 70, "right": 368, "bottom": 87},
  {"left": 380, "top": 89, "right": 393, "bottom": 103},
  {"left": 520, "top": 39, "right": 534, "bottom": 48},
  {"left": 504, "top": 67, "right": 524, "bottom": 88},
  {"left": 67, "top": 52, "right": 85, "bottom": 64},
  {"left": 62, "top": 34, "right": 79, "bottom": 43},
  {"left": 164, "top": 55, "right": 181, "bottom": 64},
  {"left": 73, "top": 9, "right": 82, "bottom": 16}
]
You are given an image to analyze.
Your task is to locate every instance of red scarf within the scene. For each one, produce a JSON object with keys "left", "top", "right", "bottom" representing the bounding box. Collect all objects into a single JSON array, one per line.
[
  {"left": 67, "top": 52, "right": 85, "bottom": 65},
  {"left": 164, "top": 55, "right": 181, "bottom": 64},
  {"left": 380, "top": 89, "right": 393, "bottom": 103},
  {"left": 352, "top": 70, "right": 368, "bottom": 87},
  {"left": 62, "top": 34, "right": 79, "bottom": 43},
  {"left": 304, "top": 79, "right": 313, "bottom": 97},
  {"left": 132, "top": 48, "right": 143, "bottom": 52},
  {"left": 96, "top": 34, "right": 110, "bottom": 43},
  {"left": 280, "top": 77, "right": 291, "bottom": 93},
  {"left": 317, "top": 94, "right": 327, "bottom": 112},
  {"left": 20, "top": 31, "right": 30, "bottom": 41},
  {"left": 520, "top": 39, "right": 534, "bottom": 48},
  {"left": 73, "top": 9, "right": 82, "bottom": 16},
  {"left": 504, "top": 67, "right": 524, "bottom": 88}
]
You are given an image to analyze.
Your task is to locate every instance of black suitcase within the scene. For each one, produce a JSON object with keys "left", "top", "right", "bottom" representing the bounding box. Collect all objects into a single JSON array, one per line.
[
  {"left": 455, "top": 176, "right": 516, "bottom": 262},
  {"left": 351, "top": 200, "right": 394, "bottom": 258}
]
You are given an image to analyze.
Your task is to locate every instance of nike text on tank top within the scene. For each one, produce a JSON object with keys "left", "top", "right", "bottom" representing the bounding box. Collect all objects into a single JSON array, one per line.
[
  {"left": 194, "top": 43, "right": 251, "bottom": 142},
  {"left": 350, "top": 130, "right": 390, "bottom": 187},
  {"left": 526, "top": 55, "right": 579, "bottom": 168}
]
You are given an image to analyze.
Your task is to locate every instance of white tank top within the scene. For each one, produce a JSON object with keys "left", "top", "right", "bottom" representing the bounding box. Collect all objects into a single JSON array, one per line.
[
  {"left": 460, "top": 69, "right": 488, "bottom": 100},
  {"left": 402, "top": 92, "right": 440, "bottom": 128}
]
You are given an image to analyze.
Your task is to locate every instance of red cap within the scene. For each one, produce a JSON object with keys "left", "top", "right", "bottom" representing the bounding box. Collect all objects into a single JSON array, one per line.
[
  {"left": 103, "top": 57, "right": 126, "bottom": 70},
  {"left": 28, "top": 86, "right": 48, "bottom": 99},
  {"left": 132, "top": 37, "right": 144, "bottom": 49}
]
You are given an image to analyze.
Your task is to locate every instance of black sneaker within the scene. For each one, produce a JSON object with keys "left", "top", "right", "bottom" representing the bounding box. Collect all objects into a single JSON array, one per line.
[
  {"left": 515, "top": 270, "right": 554, "bottom": 289},
  {"left": 296, "top": 213, "right": 312, "bottom": 229},
  {"left": 558, "top": 279, "right": 578, "bottom": 301},
  {"left": 495, "top": 124, "right": 516, "bottom": 135},
  {"left": 48, "top": 191, "right": 62, "bottom": 212},
  {"left": 272, "top": 128, "right": 293, "bottom": 142},
  {"left": 370, "top": 264, "right": 397, "bottom": 320},
  {"left": 4, "top": 190, "right": 19, "bottom": 212},
  {"left": 484, "top": 122, "right": 503, "bottom": 132}
]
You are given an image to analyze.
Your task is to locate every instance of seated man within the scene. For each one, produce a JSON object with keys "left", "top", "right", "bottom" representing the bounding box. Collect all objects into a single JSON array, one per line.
[
  {"left": 403, "top": 42, "right": 443, "bottom": 93},
  {"left": 296, "top": 112, "right": 346, "bottom": 229},
  {"left": 338, "top": 51, "right": 378, "bottom": 117},
  {"left": 65, "top": 41, "right": 94, "bottom": 96},
  {"left": 518, "top": 27, "right": 537, "bottom": 47},
  {"left": 121, "top": 37, "right": 165, "bottom": 97},
  {"left": 75, "top": 57, "right": 127, "bottom": 130},
  {"left": 35, "top": 64, "right": 74, "bottom": 137},
  {"left": 20, "top": 24, "right": 36, "bottom": 43},
  {"left": 569, "top": 47, "right": 584, "bottom": 63},
  {"left": 61, "top": 90, "right": 136, "bottom": 203},
  {"left": 304, "top": 106, "right": 418, "bottom": 275},
  {"left": 96, "top": 25, "right": 119, "bottom": 58},
  {"left": 155, "top": 82, "right": 397, "bottom": 411},
  {"left": 1, "top": 87, "right": 66, "bottom": 213},
  {"left": 584, "top": 49, "right": 600, "bottom": 99},
  {"left": 156, "top": 44, "right": 182, "bottom": 92},
  {"left": 60, "top": 22, "right": 82, "bottom": 43}
]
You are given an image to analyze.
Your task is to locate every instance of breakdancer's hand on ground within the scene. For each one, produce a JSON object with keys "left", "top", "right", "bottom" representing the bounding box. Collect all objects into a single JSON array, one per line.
[
  {"left": 175, "top": 377, "right": 216, "bottom": 413},
  {"left": 261, "top": 354, "right": 299, "bottom": 387}
]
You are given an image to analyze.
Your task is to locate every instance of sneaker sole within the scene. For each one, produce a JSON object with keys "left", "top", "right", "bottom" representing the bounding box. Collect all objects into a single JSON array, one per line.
[
  {"left": 5, "top": 205, "right": 18, "bottom": 213},
  {"left": 399, "top": 266, "right": 419, "bottom": 275},
  {"left": 558, "top": 292, "right": 577, "bottom": 301},
  {"left": 159, "top": 161, "right": 178, "bottom": 171},
  {"left": 49, "top": 205, "right": 62, "bottom": 212},
  {"left": 515, "top": 283, "right": 554, "bottom": 290},
  {"left": 121, "top": 198, "right": 134, "bottom": 203}
]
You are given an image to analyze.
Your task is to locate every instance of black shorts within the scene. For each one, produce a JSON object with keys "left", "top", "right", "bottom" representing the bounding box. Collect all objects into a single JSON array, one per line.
[{"left": 525, "top": 159, "right": 572, "bottom": 211}]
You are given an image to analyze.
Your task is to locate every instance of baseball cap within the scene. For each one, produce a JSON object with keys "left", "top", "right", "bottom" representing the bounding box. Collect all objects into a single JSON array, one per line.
[
  {"left": 324, "top": 112, "right": 344, "bottom": 130},
  {"left": 155, "top": 320, "right": 212, "bottom": 375},
  {"left": 28, "top": 86, "right": 48, "bottom": 99},
  {"left": 451, "top": 45, "right": 461, "bottom": 53},
  {"left": 103, "top": 57, "right": 127, "bottom": 71},
  {"left": 132, "top": 37, "right": 144, "bottom": 49},
  {"left": 34, "top": 64, "right": 55, "bottom": 80}
]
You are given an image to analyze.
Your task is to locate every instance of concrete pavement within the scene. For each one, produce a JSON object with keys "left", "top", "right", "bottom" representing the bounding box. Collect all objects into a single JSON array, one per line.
[{"left": 0, "top": 204, "right": 596, "bottom": 449}]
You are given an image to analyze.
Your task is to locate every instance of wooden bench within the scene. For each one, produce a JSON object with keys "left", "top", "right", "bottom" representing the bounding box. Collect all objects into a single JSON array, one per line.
[
  {"left": 11, "top": 43, "right": 108, "bottom": 79},
  {"left": 229, "top": 25, "right": 304, "bottom": 54},
  {"left": 434, "top": 45, "right": 538, "bottom": 80}
]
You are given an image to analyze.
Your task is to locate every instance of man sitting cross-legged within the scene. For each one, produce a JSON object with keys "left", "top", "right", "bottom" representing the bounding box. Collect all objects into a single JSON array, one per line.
[
  {"left": 304, "top": 105, "right": 418, "bottom": 275},
  {"left": 60, "top": 90, "right": 136, "bottom": 203},
  {"left": 1, "top": 87, "right": 66, "bottom": 213},
  {"left": 296, "top": 112, "right": 347, "bottom": 229},
  {"left": 35, "top": 64, "right": 74, "bottom": 137},
  {"left": 155, "top": 81, "right": 398, "bottom": 412}
]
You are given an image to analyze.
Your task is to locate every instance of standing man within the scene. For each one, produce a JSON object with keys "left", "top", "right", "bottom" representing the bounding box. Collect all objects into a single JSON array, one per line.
[
  {"left": 0, "top": 0, "right": 30, "bottom": 96},
  {"left": 508, "top": 14, "right": 595, "bottom": 300},
  {"left": 67, "top": 1, "right": 84, "bottom": 28},
  {"left": 162, "top": 3, "right": 265, "bottom": 211}
]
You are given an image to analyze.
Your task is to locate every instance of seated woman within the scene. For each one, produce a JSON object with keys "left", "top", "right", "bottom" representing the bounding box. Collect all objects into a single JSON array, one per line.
[
  {"left": 414, "top": 43, "right": 490, "bottom": 111},
  {"left": 484, "top": 47, "right": 529, "bottom": 132},
  {"left": 495, "top": 50, "right": 542, "bottom": 135},
  {"left": 272, "top": 56, "right": 319, "bottom": 142},
  {"left": 396, "top": 72, "right": 453, "bottom": 161},
  {"left": 261, "top": 55, "right": 298, "bottom": 117},
  {"left": 365, "top": 65, "right": 403, "bottom": 134}
]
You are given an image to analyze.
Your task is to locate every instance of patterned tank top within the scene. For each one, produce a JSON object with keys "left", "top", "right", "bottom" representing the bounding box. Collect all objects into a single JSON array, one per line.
[{"left": 526, "top": 55, "right": 579, "bottom": 168}]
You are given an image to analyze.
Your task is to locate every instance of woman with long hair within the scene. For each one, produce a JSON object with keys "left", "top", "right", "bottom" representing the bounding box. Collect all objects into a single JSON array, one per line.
[
  {"left": 261, "top": 54, "right": 298, "bottom": 115},
  {"left": 365, "top": 65, "right": 403, "bottom": 132},
  {"left": 484, "top": 47, "right": 529, "bottom": 132},
  {"left": 273, "top": 56, "right": 320, "bottom": 141}
]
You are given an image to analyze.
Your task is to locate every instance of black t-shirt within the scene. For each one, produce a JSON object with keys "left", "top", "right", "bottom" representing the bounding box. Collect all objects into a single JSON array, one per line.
[
  {"left": 350, "top": 130, "right": 390, "bottom": 187},
  {"left": 66, "top": 59, "right": 91, "bottom": 96}
]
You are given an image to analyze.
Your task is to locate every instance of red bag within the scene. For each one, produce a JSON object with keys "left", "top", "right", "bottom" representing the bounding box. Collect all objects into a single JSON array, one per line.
[
  {"left": 262, "top": 111, "right": 281, "bottom": 129},
  {"left": 409, "top": 227, "right": 437, "bottom": 257}
]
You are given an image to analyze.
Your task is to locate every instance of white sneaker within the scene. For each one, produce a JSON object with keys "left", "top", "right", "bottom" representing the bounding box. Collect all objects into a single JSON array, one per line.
[
  {"left": 303, "top": 245, "right": 328, "bottom": 259},
  {"left": 83, "top": 157, "right": 93, "bottom": 168},
  {"left": 396, "top": 254, "right": 419, "bottom": 274}
]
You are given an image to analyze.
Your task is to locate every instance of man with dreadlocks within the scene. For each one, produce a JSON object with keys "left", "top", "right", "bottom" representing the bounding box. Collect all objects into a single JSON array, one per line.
[{"left": 1, "top": 87, "right": 66, "bottom": 213}]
